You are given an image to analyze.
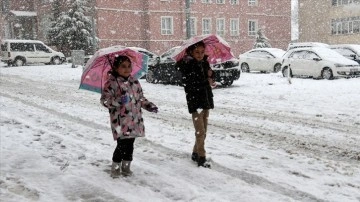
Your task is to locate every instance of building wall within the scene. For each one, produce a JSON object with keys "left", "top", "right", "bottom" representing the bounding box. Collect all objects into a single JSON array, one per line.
[
  {"left": 298, "top": 0, "right": 360, "bottom": 44},
  {"left": 1, "top": 0, "right": 291, "bottom": 57}
]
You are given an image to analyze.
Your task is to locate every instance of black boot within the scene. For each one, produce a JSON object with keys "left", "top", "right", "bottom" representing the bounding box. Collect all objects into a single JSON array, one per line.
[
  {"left": 197, "top": 156, "right": 211, "bottom": 168},
  {"left": 191, "top": 152, "right": 198, "bottom": 162}
]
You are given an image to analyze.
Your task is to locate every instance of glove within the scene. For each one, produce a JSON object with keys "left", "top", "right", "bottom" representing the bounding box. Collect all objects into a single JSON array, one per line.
[
  {"left": 120, "top": 95, "right": 129, "bottom": 104},
  {"left": 149, "top": 106, "right": 158, "bottom": 113}
]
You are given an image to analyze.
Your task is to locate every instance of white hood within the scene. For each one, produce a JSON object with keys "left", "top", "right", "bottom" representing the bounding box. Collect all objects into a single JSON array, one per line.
[{"left": 326, "top": 57, "right": 359, "bottom": 66}]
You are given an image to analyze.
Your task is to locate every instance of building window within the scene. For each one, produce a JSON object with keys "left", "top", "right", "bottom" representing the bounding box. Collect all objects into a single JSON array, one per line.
[
  {"left": 248, "top": 0, "right": 257, "bottom": 6},
  {"left": 353, "top": 20, "right": 360, "bottom": 33},
  {"left": 331, "top": 17, "right": 360, "bottom": 35},
  {"left": 248, "top": 20, "right": 257, "bottom": 36},
  {"left": 216, "top": 18, "right": 225, "bottom": 36},
  {"left": 230, "top": 0, "right": 239, "bottom": 5},
  {"left": 161, "top": 16, "right": 173, "bottom": 35},
  {"left": 202, "top": 0, "right": 211, "bottom": 3},
  {"left": 216, "top": 0, "right": 225, "bottom": 4},
  {"left": 190, "top": 17, "right": 197, "bottom": 36},
  {"left": 230, "top": 18, "right": 239, "bottom": 36},
  {"left": 1, "top": 0, "right": 9, "bottom": 12},
  {"left": 202, "top": 18, "right": 211, "bottom": 34},
  {"left": 332, "top": 0, "right": 360, "bottom": 6}
]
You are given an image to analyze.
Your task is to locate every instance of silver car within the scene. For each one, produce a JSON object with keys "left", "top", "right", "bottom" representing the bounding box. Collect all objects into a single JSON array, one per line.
[
  {"left": 281, "top": 47, "right": 360, "bottom": 79},
  {"left": 239, "top": 48, "right": 286, "bottom": 73}
]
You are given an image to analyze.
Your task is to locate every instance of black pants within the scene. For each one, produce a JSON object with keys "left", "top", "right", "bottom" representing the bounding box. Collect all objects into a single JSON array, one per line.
[{"left": 112, "top": 138, "right": 135, "bottom": 163}]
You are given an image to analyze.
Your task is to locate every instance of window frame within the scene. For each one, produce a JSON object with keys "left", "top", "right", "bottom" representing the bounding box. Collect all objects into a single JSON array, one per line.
[
  {"left": 248, "top": 19, "right": 258, "bottom": 36},
  {"left": 230, "top": 0, "right": 239, "bottom": 5},
  {"left": 202, "top": 18, "right": 212, "bottom": 34},
  {"left": 161, "top": 16, "right": 174, "bottom": 35},
  {"left": 331, "top": 17, "right": 360, "bottom": 35},
  {"left": 216, "top": 18, "right": 225, "bottom": 36},
  {"left": 230, "top": 18, "right": 240, "bottom": 36},
  {"left": 248, "top": 0, "right": 257, "bottom": 6},
  {"left": 190, "top": 17, "right": 197, "bottom": 36}
]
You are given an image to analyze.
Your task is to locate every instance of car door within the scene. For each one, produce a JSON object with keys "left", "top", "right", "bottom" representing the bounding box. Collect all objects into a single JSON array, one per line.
[
  {"left": 302, "top": 51, "right": 321, "bottom": 77},
  {"left": 287, "top": 50, "right": 307, "bottom": 76},
  {"left": 246, "top": 51, "right": 263, "bottom": 71},
  {"left": 19, "top": 43, "right": 37, "bottom": 63},
  {"left": 34, "top": 43, "right": 52, "bottom": 63},
  {"left": 260, "top": 51, "right": 276, "bottom": 72}
]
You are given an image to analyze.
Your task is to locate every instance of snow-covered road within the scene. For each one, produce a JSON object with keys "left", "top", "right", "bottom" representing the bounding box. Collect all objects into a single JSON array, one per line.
[{"left": 1, "top": 64, "right": 359, "bottom": 202}]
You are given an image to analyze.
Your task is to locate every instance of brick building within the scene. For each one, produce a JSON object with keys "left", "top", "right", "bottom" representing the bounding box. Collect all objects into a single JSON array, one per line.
[
  {"left": 1, "top": 0, "right": 291, "bottom": 56},
  {"left": 298, "top": 0, "right": 360, "bottom": 44}
]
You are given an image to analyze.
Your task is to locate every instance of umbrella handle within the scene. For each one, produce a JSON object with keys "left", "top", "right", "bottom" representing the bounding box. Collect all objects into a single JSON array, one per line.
[{"left": 106, "top": 55, "right": 114, "bottom": 70}]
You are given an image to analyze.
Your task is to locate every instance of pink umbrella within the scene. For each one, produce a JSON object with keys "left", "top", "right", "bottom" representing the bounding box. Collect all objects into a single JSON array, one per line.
[
  {"left": 79, "top": 45, "right": 149, "bottom": 93},
  {"left": 171, "top": 34, "right": 234, "bottom": 64}
]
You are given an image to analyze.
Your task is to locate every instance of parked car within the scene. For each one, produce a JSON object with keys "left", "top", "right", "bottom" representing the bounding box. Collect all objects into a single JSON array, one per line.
[
  {"left": 238, "top": 48, "right": 286, "bottom": 73},
  {"left": 146, "top": 46, "right": 240, "bottom": 86},
  {"left": 329, "top": 44, "right": 360, "bottom": 64},
  {"left": 281, "top": 47, "right": 360, "bottom": 80},
  {"left": 286, "top": 42, "right": 329, "bottom": 51},
  {"left": 1, "top": 39, "right": 66, "bottom": 66},
  {"left": 128, "top": 46, "right": 159, "bottom": 66}
]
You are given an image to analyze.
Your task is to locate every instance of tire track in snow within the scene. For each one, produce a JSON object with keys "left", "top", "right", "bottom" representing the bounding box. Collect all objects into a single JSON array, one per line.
[
  {"left": 149, "top": 97, "right": 360, "bottom": 163},
  {"left": 0, "top": 93, "right": 324, "bottom": 201}
]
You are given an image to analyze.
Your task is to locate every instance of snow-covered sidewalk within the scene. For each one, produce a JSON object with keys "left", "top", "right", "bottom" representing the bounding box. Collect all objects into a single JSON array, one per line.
[{"left": 1, "top": 64, "right": 359, "bottom": 202}]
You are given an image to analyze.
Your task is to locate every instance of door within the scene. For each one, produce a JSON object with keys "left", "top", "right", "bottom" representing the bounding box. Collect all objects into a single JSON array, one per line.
[
  {"left": 11, "top": 43, "right": 37, "bottom": 64},
  {"left": 34, "top": 43, "right": 52, "bottom": 63},
  {"left": 246, "top": 51, "right": 263, "bottom": 71},
  {"left": 301, "top": 51, "right": 321, "bottom": 76},
  {"left": 287, "top": 50, "right": 307, "bottom": 76}
]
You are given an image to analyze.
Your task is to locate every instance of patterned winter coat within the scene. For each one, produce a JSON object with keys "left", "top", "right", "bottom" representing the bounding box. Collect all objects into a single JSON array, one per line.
[
  {"left": 100, "top": 72, "right": 156, "bottom": 140},
  {"left": 176, "top": 55, "right": 214, "bottom": 114}
]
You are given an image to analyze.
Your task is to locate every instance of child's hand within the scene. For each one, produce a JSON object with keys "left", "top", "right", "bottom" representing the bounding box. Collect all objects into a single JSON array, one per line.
[
  {"left": 207, "top": 69, "right": 213, "bottom": 77},
  {"left": 150, "top": 107, "right": 158, "bottom": 113}
]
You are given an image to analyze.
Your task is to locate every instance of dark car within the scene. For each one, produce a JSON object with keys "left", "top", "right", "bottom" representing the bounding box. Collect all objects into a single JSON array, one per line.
[{"left": 146, "top": 46, "right": 241, "bottom": 86}]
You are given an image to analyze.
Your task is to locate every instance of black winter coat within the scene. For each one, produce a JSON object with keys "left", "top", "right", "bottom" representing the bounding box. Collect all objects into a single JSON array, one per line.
[{"left": 176, "top": 56, "right": 214, "bottom": 113}]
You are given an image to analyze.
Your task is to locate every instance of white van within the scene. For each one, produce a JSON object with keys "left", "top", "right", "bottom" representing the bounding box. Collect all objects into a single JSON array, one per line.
[
  {"left": 1, "top": 39, "right": 66, "bottom": 66},
  {"left": 287, "top": 42, "right": 329, "bottom": 51}
]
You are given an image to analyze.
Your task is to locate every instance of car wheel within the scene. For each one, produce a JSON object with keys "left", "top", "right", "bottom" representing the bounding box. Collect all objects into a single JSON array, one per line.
[
  {"left": 321, "top": 68, "right": 333, "bottom": 80},
  {"left": 52, "top": 56, "right": 61, "bottom": 65},
  {"left": 241, "top": 63, "right": 249, "bottom": 72},
  {"left": 220, "top": 79, "right": 233, "bottom": 86},
  {"left": 282, "top": 67, "right": 292, "bottom": 77},
  {"left": 146, "top": 69, "right": 156, "bottom": 83},
  {"left": 274, "top": 63, "right": 281, "bottom": 73},
  {"left": 14, "top": 57, "right": 25, "bottom": 66}
]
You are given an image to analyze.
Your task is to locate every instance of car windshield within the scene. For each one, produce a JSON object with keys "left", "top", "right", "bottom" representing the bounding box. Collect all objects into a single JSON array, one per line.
[
  {"left": 348, "top": 45, "right": 360, "bottom": 55},
  {"left": 315, "top": 48, "right": 345, "bottom": 59},
  {"left": 161, "top": 47, "right": 179, "bottom": 59},
  {"left": 270, "top": 49, "right": 286, "bottom": 58}
]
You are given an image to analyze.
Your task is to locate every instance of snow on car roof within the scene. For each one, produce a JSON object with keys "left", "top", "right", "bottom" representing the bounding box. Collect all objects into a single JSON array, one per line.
[
  {"left": 243, "top": 48, "right": 286, "bottom": 58},
  {"left": 127, "top": 47, "right": 158, "bottom": 57},
  {"left": 283, "top": 47, "right": 341, "bottom": 59}
]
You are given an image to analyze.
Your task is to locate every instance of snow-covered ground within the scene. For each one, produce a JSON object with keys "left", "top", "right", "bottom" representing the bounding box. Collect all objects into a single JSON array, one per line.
[{"left": 1, "top": 62, "right": 359, "bottom": 202}]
